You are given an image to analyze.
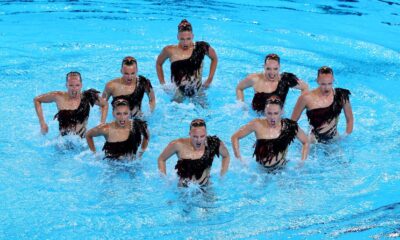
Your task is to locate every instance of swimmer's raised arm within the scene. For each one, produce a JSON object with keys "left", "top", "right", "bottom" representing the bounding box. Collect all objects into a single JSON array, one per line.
[
  {"left": 291, "top": 94, "right": 308, "bottom": 121},
  {"left": 293, "top": 78, "right": 309, "bottom": 93},
  {"left": 94, "top": 95, "right": 108, "bottom": 124},
  {"left": 218, "top": 141, "right": 230, "bottom": 176},
  {"left": 85, "top": 124, "right": 109, "bottom": 153},
  {"left": 146, "top": 84, "right": 156, "bottom": 113},
  {"left": 33, "top": 91, "right": 62, "bottom": 134},
  {"left": 156, "top": 46, "right": 172, "bottom": 85},
  {"left": 236, "top": 74, "right": 256, "bottom": 101},
  {"left": 157, "top": 139, "right": 180, "bottom": 175},
  {"left": 203, "top": 46, "right": 218, "bottom": 88},
  {"left": 101, "top": 81, "right": 114, "bottom": 101},
  {"left": 296, "top": 127, "right": 309, "bottom": 160},
  {"left": 138, "top": 125, "right": 150, "bottom": 158},
  {"left": 343, "top": 99, "right": 354, "bottom": 135},
  {"left": 231, "top": 120, "right": 257, "bottom": 160}
]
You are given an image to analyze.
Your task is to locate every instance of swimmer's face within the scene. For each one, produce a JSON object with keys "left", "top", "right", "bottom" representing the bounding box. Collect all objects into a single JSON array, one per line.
[
  {"left": 113, "top": 105, "right": 130, "bottom": 127},
  {"left": 265, "top": 104, "right": 282, "bottom": 127},
  {"left": 121, "top": 64, "right": 137, "bottom": 84},
  {"left": 177, "top": 31, "right": 194, "bottom": 50},
  {"left": 66, "top": 75, "right": 82, "bottom": 98},
  {"left": 189, "top": 126, "right": 207, "bottom": 150},
  {"left": 264, "top": 59, "right": 280, "bottom": 80},
  {"left": 317, "top": 73, "right": 334, "bottom": 95}
]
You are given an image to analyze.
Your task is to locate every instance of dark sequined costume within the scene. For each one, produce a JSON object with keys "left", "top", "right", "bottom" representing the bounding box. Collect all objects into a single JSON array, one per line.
[
  {"left": 111, "top": 75, "right": 153, "bottom": 117},
  {"left": 252, "top": 72, "right": 299, "bottom": 112},
  {"left": 54, "top": 89, "right": 100, "bottom": 137},
  {"left": 253, "top": 119, "right": 298, "bottom": 171},
  {"left": 306, "top": 88, "right": 351, "bottom": 143},
  {"left": 170, "top": 41, "right": 210, "bottom": 97},
  {"left": 175, "top": 136, "right": 220, "bottom": 186},
  {"left": 102, "top": 119, "right": 148, "bottom": 160}
]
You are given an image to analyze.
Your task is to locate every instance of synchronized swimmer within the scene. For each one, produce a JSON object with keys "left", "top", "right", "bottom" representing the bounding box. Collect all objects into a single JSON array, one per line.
[{"left": 33, "top": 19, "right": 354, "bottom": 187}]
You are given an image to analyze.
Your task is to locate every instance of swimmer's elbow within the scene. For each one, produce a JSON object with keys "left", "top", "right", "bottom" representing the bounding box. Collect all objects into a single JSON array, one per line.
[{"left": 33, "top": 97, "right": 40, "bottom": 104}]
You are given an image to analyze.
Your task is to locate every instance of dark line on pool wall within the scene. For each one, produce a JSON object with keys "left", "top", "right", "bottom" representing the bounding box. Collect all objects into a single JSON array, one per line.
[
  {"left": 378, "top": 0, "right": 400, "bottom": 6},
  {"left": 337, "top": 0, "right": 359, "bottom": 2},
  {"left": 382, "top": 21, "right": 400, "bottom": 26},
  {"left": 317, "top": 5, "right": 364, "bottom": 16}
]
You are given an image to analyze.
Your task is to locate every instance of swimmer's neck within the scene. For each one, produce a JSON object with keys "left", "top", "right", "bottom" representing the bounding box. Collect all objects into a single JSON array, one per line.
[
  {"left": 114, "top": 120, "right": 130, "bottom": 129},
  {"left": 178, "top": 42, "right": 194, "bottom": 51},
  {"left": 263, "top": 73, "right": 279, "bottom": 82},
  {"left": 67, "top": 92, "right": 81, "bottom": 100},
  {"left": 189, "top": 140, "right": 205, "bottom": 152},
  {"left": 318, "top": 88, "right": 333, "bottom": 97},
  {"left": 120, "top": 77, "right": 137, "bottom": 86},
  {"left": 266, "top": 119, "right": 281, "bottom": 129}
]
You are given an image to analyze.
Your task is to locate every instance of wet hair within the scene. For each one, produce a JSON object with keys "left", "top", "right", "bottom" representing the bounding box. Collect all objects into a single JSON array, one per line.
[
  {"left": 121, "top": 56, "right": 137, "bottom": 68},
  {"left": 66, "top": 71, "right": 82, "bottom": 82},
  {"left": 264, "top": 53, "right": 280, "bottom": 64},
  {"left": 178, "top": 19, "right": 192, "bottom": 32},
  {"left": 265, "top": 95, "right": 283, "bottom": 109},
  {"left": 317, "top": 66, "right": 334, "bottom": 76},
  {"left": 112, "top": 98, "right": 130, "bottom": 111},
  {"left": 190, "top": 118, "right": 206, "bottom": 130}
]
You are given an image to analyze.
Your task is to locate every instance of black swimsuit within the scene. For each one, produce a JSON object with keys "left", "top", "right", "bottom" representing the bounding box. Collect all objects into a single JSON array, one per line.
[
  {"left": 54, "top": 89, "right": 100, "bottom": 137},
  {"left": 252, "top": 72, "right": 299, "bottom": 112},
  {"left": 175, "top": 136, "right": 220, "bottom": 186},
  {"left": 306, "top": 88, "right": 351, "bottom": 143},
  {"left": 170, "top": 41, "right": 210, "bottom": 97},
  {"left": 102, "top": 119, "right": 148, "bottom": 160},
  {"left": 111, "top": 75, "right": 153, "bottom": 117},
  {"left": 253, "top": 119, "right": 298, "bottom": 171}
]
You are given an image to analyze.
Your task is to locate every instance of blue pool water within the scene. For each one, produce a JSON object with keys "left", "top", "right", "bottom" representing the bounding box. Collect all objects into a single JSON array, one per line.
[{"left": 1, "top": 0, "right": 400, "bottom": 239}]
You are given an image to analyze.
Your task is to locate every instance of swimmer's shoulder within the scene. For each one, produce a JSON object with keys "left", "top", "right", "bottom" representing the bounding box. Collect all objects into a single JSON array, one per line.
[
  {"left": 242, "top": 72, "right": 262, "bottom": 84},
  {"left": 166, "top": 138, "right": 187, "bottom": 152},
  {"left": 104, "top": 78, "right": 121, "bottom": 93},
  {"left": 250, "top": 118, "right": 265, "bottom": 129},
  {"left": 298, "top": 89, "right": 315, "bottom": 102},
  {"left": 162, "top": 45, "right": 177, "bottom": 54}
]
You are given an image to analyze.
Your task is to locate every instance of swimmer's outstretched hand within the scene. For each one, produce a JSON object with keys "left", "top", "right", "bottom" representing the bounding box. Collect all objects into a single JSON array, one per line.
[
  {"left": 236, "top": 156, "right": 249, "bottom": 168},
  {"left": 297, "top": 79, "right": 309, "bottom": 92},
  {"left": 93, "top": 151, "right": 102, "bottom": 160},
  {"left": 202, "top": 80, "right": 211, "bottom": 89},
  {"left": 235, "top": 100, "right": 248, "bottom": 111},
  {"left": 40, "top": 122, "right": 49, "bottom": 135},
  {"left": 339, "top": 132, "right": 349, "bottom": 141},
  {"left": 137, "top": 150, "right": 145, "bottom": 159},
  {"left": 296, "top": 160, "right": 305, "bottom": 169}
]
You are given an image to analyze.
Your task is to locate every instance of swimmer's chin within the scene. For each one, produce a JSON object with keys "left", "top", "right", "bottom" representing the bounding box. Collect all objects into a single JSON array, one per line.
[
  {"left": 267, "top": 74, "right": 276, "bottom": 80},
  {"left": 195, "top": 143, "right": 202, "bottom": 149}
]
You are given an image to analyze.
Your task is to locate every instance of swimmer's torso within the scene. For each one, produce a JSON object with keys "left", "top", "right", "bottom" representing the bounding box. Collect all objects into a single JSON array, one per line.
[
  {"left": 174, "top": 136, "right": 220, "bottom": 186},
  {"left": 305, "top": 88, "right": 350, "bottom": 143},
  {"left": 252, "top": 72, "right": 299, "bottom": 112},
  {"left": 102, "top": 119, "right": 148, "bottom": 160},
  {"left": 169, "top": 41, "right": 210, "bottom": 97},
  {"left": 108, "top": 76, "right": 153, "bottom": 117},
  {"left": 253, "top": 118, "right": 298, "bottom": 170},
  {"left": 54, "top": 89, "right": 100, "bottom": 137}
]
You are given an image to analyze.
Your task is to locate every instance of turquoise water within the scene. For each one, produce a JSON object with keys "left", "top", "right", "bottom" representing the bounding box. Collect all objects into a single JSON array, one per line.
[{"left": 1, "top": 0, "right": 400, "bottom": 239}]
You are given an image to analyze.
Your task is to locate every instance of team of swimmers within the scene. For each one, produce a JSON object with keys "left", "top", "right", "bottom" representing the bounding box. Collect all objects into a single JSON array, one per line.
[{"left": 33, "top": 19, "right": 354, "bottom": 187}]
